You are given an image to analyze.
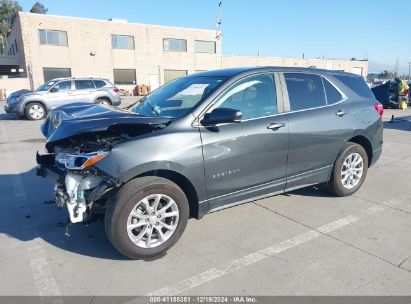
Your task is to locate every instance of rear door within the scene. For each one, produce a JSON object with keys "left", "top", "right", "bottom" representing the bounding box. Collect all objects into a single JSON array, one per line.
[
  {"left": 73, "top": 80, "right": 96, "bottom": 103},
  {"left": 281, "top": 72, "right": 355, "bottom": 189},
  {"left": 200, "top": 73, "right": 289, "bottom": 210}
]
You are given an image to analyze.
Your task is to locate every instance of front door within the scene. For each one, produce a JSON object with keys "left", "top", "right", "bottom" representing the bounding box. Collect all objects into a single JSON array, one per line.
[
  {"left": 200, "top": 73, "right": 289, "bottom": 211},
  {"left": 45, "top": 80, "right": 74, "bottom": 109}
]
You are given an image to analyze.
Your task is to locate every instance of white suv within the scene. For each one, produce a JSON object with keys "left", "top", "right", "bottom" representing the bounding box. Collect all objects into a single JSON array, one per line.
[{"left": 5, "top": 77, "right": 122, "bottom": 120}]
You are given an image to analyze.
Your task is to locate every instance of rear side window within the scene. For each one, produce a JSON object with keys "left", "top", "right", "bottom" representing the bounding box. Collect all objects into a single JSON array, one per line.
[
  {"left": 93, "top": 80, "right": 107, "bottom": 88},
  {"left": 333, "top": 74, "right": 374, "bottom": 98},
  {"left": 75, "top": 80, "right": 95, "bottom": 90},
  {"left": 284, "top": 73, "right": 326, "bottom": 111},
  {"left": 323, "top": 78, "right": 343, "bottom": 104}
]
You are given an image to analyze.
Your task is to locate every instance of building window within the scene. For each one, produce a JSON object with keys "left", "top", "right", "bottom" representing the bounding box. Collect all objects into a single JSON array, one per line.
[
  {"left": 113, "top": 69, "right": 136, "bottom": 85},
  {"left": 39, "top": 30, "right": 68, "bottom": 46},
  {"left": 163, "top": 38, "right": 187, "bottom": 52},
  {"left": 164, "top": 69, "right": 187, "bottom": 83},
  {"left": 195, "top": 40, "right": 216, "bottom": 54},
  {"left": 43, "top": 68, "right": 71, "bottom": 82},
  {"left": 111, "top": 35, "right": 135, "bottom": 50}
]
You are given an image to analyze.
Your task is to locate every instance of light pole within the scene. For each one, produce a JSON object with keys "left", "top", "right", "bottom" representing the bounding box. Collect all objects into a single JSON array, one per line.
[{"left": 408, "top": 62, "right": 411, "bottom": 81}]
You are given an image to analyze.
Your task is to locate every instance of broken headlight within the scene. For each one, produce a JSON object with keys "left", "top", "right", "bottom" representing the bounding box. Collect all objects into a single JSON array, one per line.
[{"left": 62, "top": 151, "right": 110, "bottom": 170}]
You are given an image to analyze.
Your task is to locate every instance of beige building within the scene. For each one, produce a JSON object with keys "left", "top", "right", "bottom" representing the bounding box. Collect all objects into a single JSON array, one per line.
[{"left": 2, "top": 12, "right": 368, "bottom": 93}]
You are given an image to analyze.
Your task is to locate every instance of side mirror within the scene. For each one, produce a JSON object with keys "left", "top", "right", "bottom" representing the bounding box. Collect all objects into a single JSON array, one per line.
[
  {"left": 201, "top": 108, "right": 242, "bottom": 126},
  {"left": 50, "top": 87, "right": 59, "bottom": 93}
]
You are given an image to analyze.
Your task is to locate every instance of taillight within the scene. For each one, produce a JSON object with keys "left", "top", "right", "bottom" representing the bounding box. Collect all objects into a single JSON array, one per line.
[
  {"left": 113, "top": 88, "right": 120, "bottom": 93},
  {"left": 374, "top": 102, "right": 384, "bottom": 117}
]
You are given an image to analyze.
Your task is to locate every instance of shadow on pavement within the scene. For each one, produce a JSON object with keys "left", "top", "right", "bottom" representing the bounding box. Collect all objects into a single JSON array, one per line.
[
  {"left": 384, "top": 115, "right": 411, "bottom": 132},
  {"left": 0, "top": 167, "right": 128, "bottom": 261}
]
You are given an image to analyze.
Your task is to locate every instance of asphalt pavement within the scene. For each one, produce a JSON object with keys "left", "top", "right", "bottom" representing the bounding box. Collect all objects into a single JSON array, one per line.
[{"left": 0, "top": 102, "right": 410, "bottom": 297}]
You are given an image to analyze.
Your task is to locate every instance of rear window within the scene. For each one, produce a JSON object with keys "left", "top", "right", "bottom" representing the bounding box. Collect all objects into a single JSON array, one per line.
[
  {"left": 284, "top": 73, "right": 326, "bottom": 111},
  {"left": 333, "top": 74, "right": 374, "bottom": 98},
  {"left": 323, "top": 78, "right": 343, "bottom": 104}
]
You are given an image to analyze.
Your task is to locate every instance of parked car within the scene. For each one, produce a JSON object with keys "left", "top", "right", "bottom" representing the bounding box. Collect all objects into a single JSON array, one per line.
[
  {"left": 4, "top": 77, "right": 121, "bottom": 120},
  {"left": 371, "top": 80, "right": 406, "bottom": 108},
  {"left": 36, "top": 67, "right": 383, "bottom": 259}
]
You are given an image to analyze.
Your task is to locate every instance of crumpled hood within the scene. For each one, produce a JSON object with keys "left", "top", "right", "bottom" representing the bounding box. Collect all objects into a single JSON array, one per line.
[{"left": 41, "top": 102, "right": 171, "bottom": 143}]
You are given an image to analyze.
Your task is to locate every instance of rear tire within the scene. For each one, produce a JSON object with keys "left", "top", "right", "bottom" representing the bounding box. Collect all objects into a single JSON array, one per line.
[
  {"left": 105, "top": 176, "right": 189, "bottom": 259},
  {"left": 25, "top": 102, "right": 46, "bottom": 120},
  {"left": 328, "top": 143, "right": 368, "bottom": 197},
  {"left": 97, "top": 98, "right": 111, "bottom": 105}
]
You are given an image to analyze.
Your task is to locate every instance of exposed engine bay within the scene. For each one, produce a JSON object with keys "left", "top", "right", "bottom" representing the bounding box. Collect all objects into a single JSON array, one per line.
[
  {"left": 36, "top": 132, "right": 123, "bottom": 224},
  {"left": 37, "top": 104, "right": 170, "bottom": 225}
]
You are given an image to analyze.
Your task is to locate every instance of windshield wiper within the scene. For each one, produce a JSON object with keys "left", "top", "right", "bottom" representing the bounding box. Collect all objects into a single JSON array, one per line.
[{"left": 123, "top": 97, "right": 145, "bottom": 110}]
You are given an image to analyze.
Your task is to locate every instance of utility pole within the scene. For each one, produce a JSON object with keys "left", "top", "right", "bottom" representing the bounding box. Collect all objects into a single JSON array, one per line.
[
  {"left": 394, "top": 58, "right": 399, "bottom": 77},
  {"left": 408, "top": 62, "right": 411, "bottom": 81},
  {"left": 216, "top": 1, "right": 222, "bottom": 40}
]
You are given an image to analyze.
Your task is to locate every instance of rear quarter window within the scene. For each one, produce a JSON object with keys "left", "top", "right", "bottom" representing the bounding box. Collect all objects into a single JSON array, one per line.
[
  {"left": 93, "top": 80, "right": 108, "bottom": 88},
  {"left": 333, "top": 74, "right": 374, "bottom": 99},
  {"left": 323, "top": 78, "right": 343, "bottom": 104}
]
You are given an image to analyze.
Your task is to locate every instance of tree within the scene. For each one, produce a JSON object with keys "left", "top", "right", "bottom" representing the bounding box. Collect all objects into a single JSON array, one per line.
[
  {"left": 0, "top": 0, "right": 22, "bottom": 54},
  {"left": 30, "top": 1, "right": 47, "bottom": 14}
]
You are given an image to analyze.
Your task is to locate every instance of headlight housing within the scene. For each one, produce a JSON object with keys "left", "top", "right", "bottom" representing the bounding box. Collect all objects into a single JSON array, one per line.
[{"left": 63, "top": 151, "right": 110, "bottom": 170}]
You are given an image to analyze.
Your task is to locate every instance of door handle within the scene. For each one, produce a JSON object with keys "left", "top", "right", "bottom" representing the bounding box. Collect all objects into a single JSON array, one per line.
[
  {"left": 336, "top": 110, "right": 347, "bottom": 117},
  {"left": 267, "top": 122, "right": 285, "bottom": 130}
]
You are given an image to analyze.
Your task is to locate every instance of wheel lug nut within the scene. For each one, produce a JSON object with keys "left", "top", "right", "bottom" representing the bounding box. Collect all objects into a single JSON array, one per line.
[
  {"left": 151, "top": 212, "right": 155, "bottom": 216},
  {"left": 145, "top": 219, "right": 149, "bottom": 222},
  {"left": 155, "top": 222, "right": 159, "bottom": 226}
]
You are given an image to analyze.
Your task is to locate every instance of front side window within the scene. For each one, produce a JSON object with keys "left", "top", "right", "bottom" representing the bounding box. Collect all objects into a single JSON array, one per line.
[
  {"left": 131, "top": 76, "right": 227, "bottom": 119},
  {"left": 163, "top": 38, "right": 187, "bottom": 52},
  {"left": 75, "top": 80, "right": 95, "bottom": 90},
  {"left": 284, "top": 73, "right": 326, "bottom": 111},
  {"left": 53, "top": 81, "right": 72, "bottom": 91},
  {"left": 195, "top": 40, "right": 216, "bottom": 54},
  {"left": 39, "top": 30, "right": 68, "bottom": 46},
  {"left": 214, "top": 74, "right": 277, "bottom": 120},
  {"left": 111, "top": 35, "right": 135, "bottom": 50}
]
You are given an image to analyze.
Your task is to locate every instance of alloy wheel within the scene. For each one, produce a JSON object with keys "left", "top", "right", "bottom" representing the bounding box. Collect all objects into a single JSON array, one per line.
[
  {"left": 126, "top": 194, "right": 179, "bottom": 249},
  {"left": 341, "top": 152, "right": 364, "bottom": 189},
  {"left": 29, "top": 104, "right": 44, "bottom": 120}
]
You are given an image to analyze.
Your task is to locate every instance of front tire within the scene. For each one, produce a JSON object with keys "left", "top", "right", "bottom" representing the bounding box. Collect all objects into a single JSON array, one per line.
[
  {"left": 105, "top": 176, "right": 189, "bottom": 259},
  {"left": 25, "top": 102, "right": 46, "bottom": 120},
  {"left": 328, "top": 143, "right": 368, "bottom": 197}
]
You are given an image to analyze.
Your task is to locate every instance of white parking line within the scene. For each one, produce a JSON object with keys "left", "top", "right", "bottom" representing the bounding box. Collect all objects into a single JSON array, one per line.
[
  {"left": 147, "top": 200, "right": 403, "bottom": 297},
  {"left": 0, "top": 121, "right": 61, "bottom": 297}
]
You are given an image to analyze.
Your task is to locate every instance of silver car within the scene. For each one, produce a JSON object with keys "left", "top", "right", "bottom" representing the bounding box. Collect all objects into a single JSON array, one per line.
[{"left": 4, "top": 77, "right": 121, "bottom": 120}]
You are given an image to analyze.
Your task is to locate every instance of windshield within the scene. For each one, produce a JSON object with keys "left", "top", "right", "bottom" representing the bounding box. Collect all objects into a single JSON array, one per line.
[
  {"left": 36, "top": 80, "right": 58, "bottom": 92},
  {"left": 131, "top": 76, "right": 227, "bottom": 118}
]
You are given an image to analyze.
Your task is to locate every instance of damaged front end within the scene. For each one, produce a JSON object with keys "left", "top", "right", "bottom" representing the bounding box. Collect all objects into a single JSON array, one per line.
[
  {"left": 37, "top": 147, "right": 120, "bottom": 224},
  {"left": 36, "top": 102, "right": 170, "bottom": 225}
]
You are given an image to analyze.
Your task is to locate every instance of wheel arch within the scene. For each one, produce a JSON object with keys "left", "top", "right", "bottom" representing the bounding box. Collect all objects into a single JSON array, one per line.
[
  {"left": 347, "top": 135, "right": 373, "bottom": 166},
  {"left": 136, "top": 169, "right": 200, "bottom": 219},
  {"left": 95, "top": 95, "right": 112, "bottom": 104},
  {"left": 23, "top": 100, "right": 48, "bottom": 118}
]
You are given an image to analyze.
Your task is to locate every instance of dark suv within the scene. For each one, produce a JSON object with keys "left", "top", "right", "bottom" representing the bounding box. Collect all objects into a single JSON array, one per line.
[{"left": 37, "top": 67, "right": 383, "bottom": 259}]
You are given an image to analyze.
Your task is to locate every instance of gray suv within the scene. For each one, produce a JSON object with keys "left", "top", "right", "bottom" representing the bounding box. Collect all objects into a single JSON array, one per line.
[
  {"left": 5, "top": 77, "right": 121, "bottom": 120},
  {"left": 36, "top": 67, "right": 383, "bottom": 259}
]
